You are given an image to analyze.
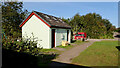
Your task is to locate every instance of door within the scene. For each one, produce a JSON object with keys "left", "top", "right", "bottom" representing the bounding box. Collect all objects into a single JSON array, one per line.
[
  {"left": 52, "top": 29, "right": 55, "bottom": 48},
  {"left": 67, "top": 30, "right": 69, "bottom": 41}
]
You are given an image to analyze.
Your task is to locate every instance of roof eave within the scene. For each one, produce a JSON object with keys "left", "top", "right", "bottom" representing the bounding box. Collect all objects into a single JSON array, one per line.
[
  {"left": 19, "top": 11, "right": 51, "bottom": 28},
  {"left": 19, "top": 12, "right": 33, "bottom": 27}
]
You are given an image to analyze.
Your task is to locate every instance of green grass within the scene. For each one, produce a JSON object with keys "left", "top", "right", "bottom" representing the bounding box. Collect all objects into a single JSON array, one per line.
[
  {"left": 72, "top": 40, "right": 118, "bottom": 66},
  {"left": 72, "top": 40, "right": 89, "bottom": 45},
  {"left": 74, "top": 40, "right": 83, "bottom": 44},
  {"left": 40, "top": 49, "right": 60, "bottom": 53},
  {"left": 57, "top": 44, "right": 74, "bottom": 50}
]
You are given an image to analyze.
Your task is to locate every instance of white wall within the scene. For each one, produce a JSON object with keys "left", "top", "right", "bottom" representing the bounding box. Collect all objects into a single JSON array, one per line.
[
  {"left": 22, "top": 15, "right": 51, "bottom": 49},
  {"left": 68, "top": 29, "right": 71, "bottom": 43}
]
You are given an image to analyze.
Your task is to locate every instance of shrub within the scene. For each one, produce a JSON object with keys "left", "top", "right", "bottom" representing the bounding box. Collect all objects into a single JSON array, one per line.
[{"left": 2, "top": 33, "right": 42, "bottom": 56}]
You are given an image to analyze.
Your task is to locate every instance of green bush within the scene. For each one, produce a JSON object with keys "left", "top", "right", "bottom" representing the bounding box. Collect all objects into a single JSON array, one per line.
[{"left": 2, "top": 34, "right": 42, "bottom": 56}]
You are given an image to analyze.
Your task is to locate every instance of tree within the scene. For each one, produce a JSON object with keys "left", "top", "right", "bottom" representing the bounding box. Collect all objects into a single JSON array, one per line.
[
  {"left": 115, "top": 27, "right": 120, "bottom": 33},
  {"left": 62, "top": 13, "right": 116, "bottom": 39},
  {"left": 2, "top": 2, "right": 28, "bottom": 38}
]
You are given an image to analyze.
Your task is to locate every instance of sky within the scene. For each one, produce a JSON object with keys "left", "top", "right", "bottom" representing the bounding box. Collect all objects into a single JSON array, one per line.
[
  {"left": 17, "top": 0, "right": 119, "bottom": 2},
  {"left": 23, "top": 2, "right": 118, "bottom": 28}
]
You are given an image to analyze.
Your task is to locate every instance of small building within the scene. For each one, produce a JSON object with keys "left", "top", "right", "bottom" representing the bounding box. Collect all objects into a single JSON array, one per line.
[{"left": 19, "top": 11, "right": 71, "bottom": 49}]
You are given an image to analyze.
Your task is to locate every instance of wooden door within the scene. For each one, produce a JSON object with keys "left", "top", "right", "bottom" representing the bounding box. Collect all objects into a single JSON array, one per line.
[{"left": 52, "top": 29, "right": 55, "bottom": 48}]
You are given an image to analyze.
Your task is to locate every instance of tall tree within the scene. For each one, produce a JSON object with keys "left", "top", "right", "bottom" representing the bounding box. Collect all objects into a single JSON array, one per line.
[
  {"left": 2, "top": 2, "right": 28, "bottom": 38},
  {"left": 70, "top": 13, "right": 81, "bottom": 33}
]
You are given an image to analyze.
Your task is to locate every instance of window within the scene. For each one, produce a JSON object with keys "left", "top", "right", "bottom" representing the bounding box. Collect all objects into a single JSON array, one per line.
[
  {"left": 76, "top": 34, "right": 84, "bottom": 36},
  {"left": 61, "top": 34, "right": 65, "bottom": 40}
]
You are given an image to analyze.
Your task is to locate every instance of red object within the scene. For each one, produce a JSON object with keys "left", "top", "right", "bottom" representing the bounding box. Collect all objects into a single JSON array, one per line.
[
  {"left": 74, "top": 32, "right": 87, "bottom": 40},
  {"left": 19, "top": 12, "right": 51, "bottom": 27}
]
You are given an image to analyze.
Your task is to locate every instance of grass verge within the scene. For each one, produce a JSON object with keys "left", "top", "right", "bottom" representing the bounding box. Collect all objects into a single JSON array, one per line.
[
  {"left": 73, "top": 40, "right": 89, "bottom": 44},
  {"left": 40, "top": 49, "right": 60, "bottom": 54},
  {"left": 56, "top": 44, "right": 74, "bottom": 50}
]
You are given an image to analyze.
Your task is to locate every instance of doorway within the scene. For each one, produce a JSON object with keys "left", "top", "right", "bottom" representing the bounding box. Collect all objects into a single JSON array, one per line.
[
  {"left": 67, "top": 30, "right": 69, "bottom": 41},
  {"left": 52, "top": 29, "right": 55, "bottom": 48}
]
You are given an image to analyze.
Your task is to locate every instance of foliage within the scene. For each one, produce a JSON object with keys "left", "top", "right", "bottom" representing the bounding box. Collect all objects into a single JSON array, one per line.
[
  {"left": 2, "top": 2, "right": 28, "bottom": 38},
  {"left": 2, "top": 34, "right": 42, "bottom": 56},
  {"left": 72, "top": 41, "right": 118, "bottom": 66},
  {"left": 115, "top": 27, "right": 120, "bottom": 33},
  {"left": 2, "top": 33, "right": 58, "bottom": 67},
  {"left": 62, "top": 13, "right": 116, "bottom": 39}
]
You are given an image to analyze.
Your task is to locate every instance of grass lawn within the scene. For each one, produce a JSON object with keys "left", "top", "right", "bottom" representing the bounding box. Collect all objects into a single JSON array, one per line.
[
  {"left": 72, "top": 40, "right": 118, "bottom": 66},
  {"left": 40, "top": 49, "right": 60, "bottom": 54}
]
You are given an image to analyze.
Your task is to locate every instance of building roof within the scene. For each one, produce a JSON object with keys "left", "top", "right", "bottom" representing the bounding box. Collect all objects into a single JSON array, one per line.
[{"left": 19, "top": 11, "right": 71, "bottom": 29}]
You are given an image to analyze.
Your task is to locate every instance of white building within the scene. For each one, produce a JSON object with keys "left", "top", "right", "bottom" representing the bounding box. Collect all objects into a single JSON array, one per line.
[{"left": 19, "top": 11, "right": 71, "bottom": 49}]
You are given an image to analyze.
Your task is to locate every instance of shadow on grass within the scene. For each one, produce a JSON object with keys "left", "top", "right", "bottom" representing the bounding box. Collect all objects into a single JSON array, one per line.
[
  {"left": 114, "top": 35, "right": 120, "bottom": 38},
  {"left": 49, "top": 61, "right": 90, "bottom": 68},
  {"left": 71, "top": 40, "right": 76, "bottom": 43},
  {"left": 2, "top": 48, "right": 57, "bottom": 68},
  {"left": 2, "top": 48, "right": 91, "bottom": 68},
  {"left": 116, "top": 46, "right": 120, "bottom": 51}
]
